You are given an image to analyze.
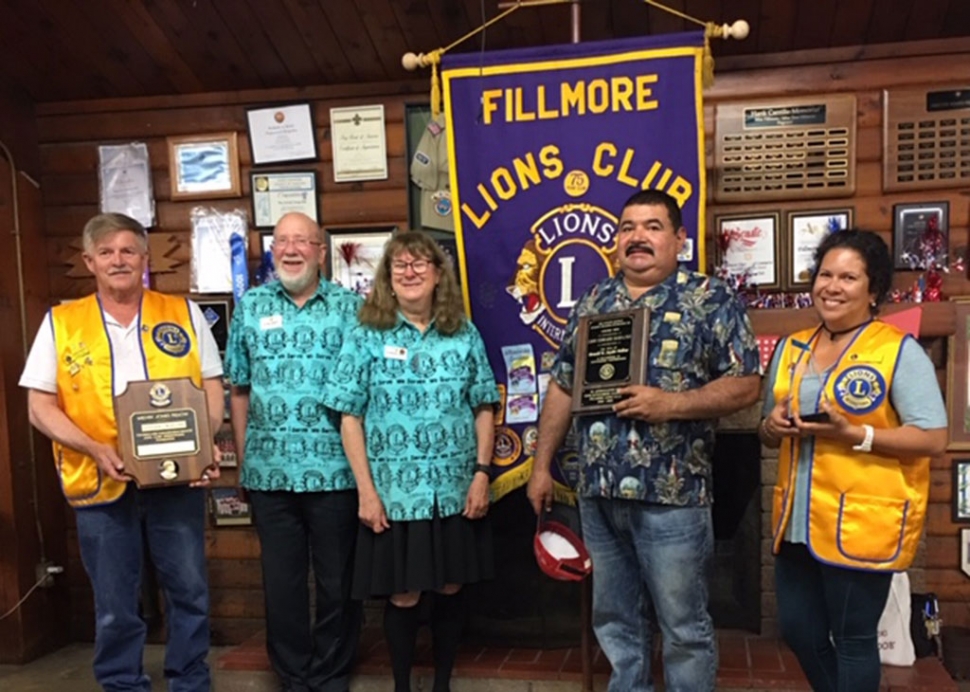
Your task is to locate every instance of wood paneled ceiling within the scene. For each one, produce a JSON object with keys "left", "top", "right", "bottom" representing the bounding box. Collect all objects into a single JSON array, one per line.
[{"left": 1, "top": 0, "right": 968, "bottom": 103}]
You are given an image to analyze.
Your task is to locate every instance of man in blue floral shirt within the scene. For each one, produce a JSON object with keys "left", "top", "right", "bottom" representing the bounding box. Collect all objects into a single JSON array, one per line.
[
  {"left": 528, "top": 190, "right": 761, "bottom": 692},
  {"left": 225, "top": 213, "right": 363, "bottom": 692}
]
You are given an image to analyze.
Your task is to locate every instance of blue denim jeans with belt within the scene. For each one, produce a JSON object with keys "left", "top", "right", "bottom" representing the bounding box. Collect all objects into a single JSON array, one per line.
[
  {"left": 75, "top": 484, "right": 210, "bottom": 692},
  {"left": 579, "top": 497, "right": 716, "bottom": 692}
]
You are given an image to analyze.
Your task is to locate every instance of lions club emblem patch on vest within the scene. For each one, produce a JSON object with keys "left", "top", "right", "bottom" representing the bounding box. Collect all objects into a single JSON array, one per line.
[
  {"left": 152, "top": 323, "right": 190, "bottom": 357},
  {"left": 833, "top": 366, "right": 886, "bottom": 414}
]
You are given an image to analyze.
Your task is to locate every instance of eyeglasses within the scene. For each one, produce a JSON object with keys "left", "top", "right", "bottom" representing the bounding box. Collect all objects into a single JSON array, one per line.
[
  {"left": 272, "top": 237, "right": 321, "bottom": 250},
  {"left": 391, "top": 259, "right": 433, "bottom": 274}
]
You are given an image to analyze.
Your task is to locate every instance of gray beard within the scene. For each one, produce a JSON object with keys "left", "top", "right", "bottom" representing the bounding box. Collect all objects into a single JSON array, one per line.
[{"left": 278, "top": 269, "right": 318, "bottom": 295}]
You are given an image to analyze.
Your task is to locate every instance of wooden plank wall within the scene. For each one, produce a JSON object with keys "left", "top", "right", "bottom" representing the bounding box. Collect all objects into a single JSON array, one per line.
[{"left": 33, "top": 47, "right": 970, "bottom": 643}]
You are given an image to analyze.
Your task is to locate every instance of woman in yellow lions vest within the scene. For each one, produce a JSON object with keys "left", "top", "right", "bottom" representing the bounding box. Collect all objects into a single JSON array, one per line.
[{"left": 759, "top": 230, "right": 946, "bottom": 692}]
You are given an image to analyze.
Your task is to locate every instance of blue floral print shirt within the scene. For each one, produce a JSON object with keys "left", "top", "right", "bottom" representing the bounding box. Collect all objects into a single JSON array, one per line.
[
  {"left": 322, "top": 316, "right": 500, "bottom": 521},
  {"left": 552, "top": 268, "right": 760, "bottom": 506},
  {"left": 224, "top": 279, "right": 362, "bottom": 492}
]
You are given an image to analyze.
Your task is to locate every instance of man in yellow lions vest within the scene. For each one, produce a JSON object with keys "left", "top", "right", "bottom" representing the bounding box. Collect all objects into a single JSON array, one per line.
[{"left": 19, "top": 213, "right": 225, "bottom": 692}]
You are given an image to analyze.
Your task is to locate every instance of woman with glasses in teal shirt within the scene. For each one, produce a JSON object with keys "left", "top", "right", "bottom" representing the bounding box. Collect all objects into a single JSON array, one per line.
[{"left": 324, "top": 231, "right": 499, "bottom": 692}]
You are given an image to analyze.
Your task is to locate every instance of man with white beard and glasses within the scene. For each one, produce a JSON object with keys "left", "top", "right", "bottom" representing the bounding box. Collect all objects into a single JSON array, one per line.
[{"left": 226, "top": 213, "right": 363, "bottom": 692}]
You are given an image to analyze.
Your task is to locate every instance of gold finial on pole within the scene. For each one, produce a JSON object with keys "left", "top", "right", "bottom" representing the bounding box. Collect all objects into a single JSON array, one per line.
[{"left": 642, "top": 0, "right": 749, "bottom": 87}]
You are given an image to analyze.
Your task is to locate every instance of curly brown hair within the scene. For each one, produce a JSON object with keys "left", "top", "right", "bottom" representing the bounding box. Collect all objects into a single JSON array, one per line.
[{"left": 359, "top": 230, "right": 466, "bottom": 334}]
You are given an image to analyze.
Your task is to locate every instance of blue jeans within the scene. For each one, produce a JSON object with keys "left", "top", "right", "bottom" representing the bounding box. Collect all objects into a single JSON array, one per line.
[
  {"left": 775, "top": 541, "right": 892, "bottom": 692},
  {"left": 579, "top": 497, "right": 715, "bottom": 692},
  {"left": 75, "top": 484, "right": 210, "bottom": 692}
]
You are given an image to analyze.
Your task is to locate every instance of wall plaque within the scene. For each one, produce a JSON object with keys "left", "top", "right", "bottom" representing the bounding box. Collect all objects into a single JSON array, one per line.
[
  {"left": 883, "top": 85, "right": 970, "bottom": 192},
  {"left": 714, "top": 94, "right": 856, "bottom": 202},
  {"left": 115, "top": 378, "right": 213, "bottom": 487},
  {"left": 571, "top": 309, "right": 650, "bottom": 414}
]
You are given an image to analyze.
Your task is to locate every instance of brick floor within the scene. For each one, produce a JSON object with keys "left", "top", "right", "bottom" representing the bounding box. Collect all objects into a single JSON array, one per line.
[{"left": 216, "top": 627, "right": 959, "bottom": 690}]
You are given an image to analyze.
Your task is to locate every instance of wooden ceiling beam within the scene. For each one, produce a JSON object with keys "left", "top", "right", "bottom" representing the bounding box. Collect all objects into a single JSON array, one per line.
[
  {"left": 864, "top": 0, "right": 914, "bottom": 45},
  {"left": 209, "top": 0, "right": 294, "bottom": 88},
  {"left": 103, "top": 0, "right": 207, "bottom": 94},
  {"left": 278, "top": 0, "right": 358, "bottom": 84},
  {"left": 354, "top": 0, "right": 415, "bottom": 80},
  {"left": 240, "top": 0, "right": 324, "bottom": 85},
  {"left": 32, "top": 0, "right": 145, "bottom": 96},
  {"left": 757, "top": 0, "right": 796, "bottom": 54},
  {"left": 316, "top": 0, "right": 389, "bottom": 82},
  {"left": 829, "top": 0, "right": 875, "bottom": 48},
  {"left": 901, "top": 0, "right": 951, "bottom": 42},
  {"left": 141, "top": 0, "right": 264, "bottom": 93}
]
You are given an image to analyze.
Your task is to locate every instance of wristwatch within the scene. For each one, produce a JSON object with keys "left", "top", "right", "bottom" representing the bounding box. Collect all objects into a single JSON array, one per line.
[
  {"left": 474, "top": 463, "right": 491, "bottom": 476},
  {"left": 852, "top": 424, "right": 874, "bottom": 452}
]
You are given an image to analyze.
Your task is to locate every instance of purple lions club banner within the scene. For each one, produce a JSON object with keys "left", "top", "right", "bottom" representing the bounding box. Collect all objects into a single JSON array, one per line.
[{"left": 442, "top": 32, "right": 707, "bottom": 503}]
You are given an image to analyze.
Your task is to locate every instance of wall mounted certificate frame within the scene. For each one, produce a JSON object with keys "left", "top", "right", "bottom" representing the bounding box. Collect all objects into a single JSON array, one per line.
[
  {"left": 330, "top": 104, "right": 388, "bottom": 182},
  {"left": 714, "top": 213, "right": 782, "bottom": 290},
  {"left": 571, "top": 309, "right": 650, "bottom": 414},
  {"left": 167, "top": 132, "right": 241, "bottom": 200},
  {"left": 251, "top": 171, "right": 318, "bottom": 228},
  {"left": 947, "top": 298, "right": 970, "bottom": 450},
  {"left": 893, "top": 201, "right": 948, "bottom": 270},
  {"left": 785, "top": 209, "right": 853, "bottom": 289},
  {"left": 953, "top": 459, "right": 970, "bottom": 523},
  {"left": 246, "top": 102, "right": 318, "bottom": 165},
  {"left": 115, "top": 378, "right": 213, "bottom": 487}
]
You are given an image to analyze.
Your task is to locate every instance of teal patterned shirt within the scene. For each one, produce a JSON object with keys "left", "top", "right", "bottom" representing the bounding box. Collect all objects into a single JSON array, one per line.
[
  {"left": 322, "top": 316, "right": 500, "bottom": 521},
  {"left": 225, "top": 279, "right": 362, "bottom": 492},
  {"left": 552, "top": 268, "right": 760, "bottom": 506}
]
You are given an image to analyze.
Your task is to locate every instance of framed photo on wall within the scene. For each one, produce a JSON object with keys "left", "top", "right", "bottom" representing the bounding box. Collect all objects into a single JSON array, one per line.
[
  {"left": 167, "top": 133, "right": 241, "bottom": 200},
  {"left": 714, "top": 212, "right": 782, "bottom": 290},
  {"left": 251, "top": 171, "right": 318, "bottom": 228},
  {"left": 246, "top": 102, "right": 318, "bottom": 165},
  {"left": 785, "top": 209, "right": 853, "bottom": 289},
  {"left": 947, "top": 298, "right": 970, "bottom": 450},
  {"left": 193, "top": 296, "right": 231, "bottom": 354},
  {"left": 954, "top": 459, "right": 970, "bottom": 523},
  {"left": 327, "top": 226, "right": 396, "bottom": 296},
  {"left": 962, "top": 528, "right": 970, "bottom": 579},
  {"left": 892, "top": 201, "right": 949, "bottom": 270}
]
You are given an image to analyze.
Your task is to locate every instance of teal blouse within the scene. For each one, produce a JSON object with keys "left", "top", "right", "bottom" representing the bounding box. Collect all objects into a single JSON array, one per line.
[{"left": 323, "top": 316, "right": 500, "bottom": 521}]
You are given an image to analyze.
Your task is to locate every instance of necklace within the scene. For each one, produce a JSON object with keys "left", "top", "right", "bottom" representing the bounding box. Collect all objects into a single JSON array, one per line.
[{"left": 821, "top": 319, "right": 871, "bottom": 341}]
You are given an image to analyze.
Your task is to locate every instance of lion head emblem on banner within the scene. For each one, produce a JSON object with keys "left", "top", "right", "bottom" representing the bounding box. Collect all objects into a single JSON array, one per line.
[{"left": 506, "top": 203, "right": 618, "bottom": 347}]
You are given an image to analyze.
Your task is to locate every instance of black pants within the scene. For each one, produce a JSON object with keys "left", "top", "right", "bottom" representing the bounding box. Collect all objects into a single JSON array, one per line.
[
  {"left": 251, "top": 490, "right": 362, "bottom": 692},
  {"left": 775, "top": 541, "right": 892, "bottom": 692}
]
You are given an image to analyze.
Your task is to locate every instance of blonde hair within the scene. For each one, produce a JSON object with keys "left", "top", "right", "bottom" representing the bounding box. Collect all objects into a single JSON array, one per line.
[
  {"left": 82, "top": 213, "right": 148, "bottom": 253},
  {"left": 359, "top": 231, "right": 466, "bottom": 334}
]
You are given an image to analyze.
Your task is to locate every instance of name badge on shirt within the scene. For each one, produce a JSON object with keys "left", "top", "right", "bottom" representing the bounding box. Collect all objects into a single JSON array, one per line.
[
  {"left": 260, "top": 315, "right": 283, "bottom": 330},
  {"left": 384, "top": 345, "right": 408, "bottom": 360}
]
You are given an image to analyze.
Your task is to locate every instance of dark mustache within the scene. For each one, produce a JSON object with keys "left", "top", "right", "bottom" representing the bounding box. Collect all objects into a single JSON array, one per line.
[{"left": 625, "top": 243, "right": 654, "bottom": 256}]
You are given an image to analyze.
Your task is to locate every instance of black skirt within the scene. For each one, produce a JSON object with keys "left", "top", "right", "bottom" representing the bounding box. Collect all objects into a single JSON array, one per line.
[{"left": 352, "top": 508, "right": 494, "bottom": 599}]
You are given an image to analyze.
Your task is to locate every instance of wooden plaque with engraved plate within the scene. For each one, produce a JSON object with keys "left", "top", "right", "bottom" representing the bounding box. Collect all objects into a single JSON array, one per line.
[
  {"left": 115, "top": 378, "right": 213, "bottom": 487},
  {"left": 571, "top": 309, "right": 650, "bottom": 414}
]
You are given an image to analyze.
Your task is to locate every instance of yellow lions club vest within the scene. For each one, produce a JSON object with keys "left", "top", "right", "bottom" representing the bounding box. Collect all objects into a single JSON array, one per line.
[
  {"left": 770, "top": 321, "right": 929, "bottom": 571},
  {"left": 51, "top": 291, "right": 202, "bottom": 507}
]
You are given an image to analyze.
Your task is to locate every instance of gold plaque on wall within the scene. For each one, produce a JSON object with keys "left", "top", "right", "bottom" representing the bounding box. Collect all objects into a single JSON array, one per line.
[
  {"left": 714, "top": 95, "right": 857, "bottom": 203},
  {"left": 883, "top": 85, "right": 970, "bottom": 192}
]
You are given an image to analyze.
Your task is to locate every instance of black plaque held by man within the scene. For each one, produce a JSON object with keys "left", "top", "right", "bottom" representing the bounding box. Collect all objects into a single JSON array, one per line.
[
  {"left": 115, "top": 378, "right": 213, "bottom": 487},
  {"left": 571, "top": 309, "right": 650, "bottom": 414}
]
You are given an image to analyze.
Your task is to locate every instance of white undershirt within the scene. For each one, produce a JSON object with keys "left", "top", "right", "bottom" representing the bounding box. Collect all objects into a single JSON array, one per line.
[{"left": 19, "top": 300, "right": 224, "bottom": 396}]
